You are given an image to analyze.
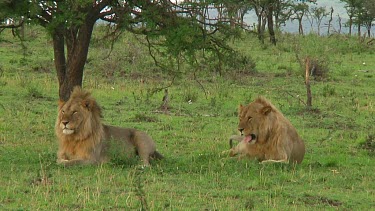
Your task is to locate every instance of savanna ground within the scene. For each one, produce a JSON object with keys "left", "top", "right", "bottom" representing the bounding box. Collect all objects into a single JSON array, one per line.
[{"left": 0, "top": 26, "right": 374, "bottom": 210}]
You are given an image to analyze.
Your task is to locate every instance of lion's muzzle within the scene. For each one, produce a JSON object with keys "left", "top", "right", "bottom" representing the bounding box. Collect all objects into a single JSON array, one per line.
[
  {"left": 61, "top": 121, "right": 74, "bottom": 135},
  {"left": 62, "top": 128, "right": 74, "bottom": 135}
]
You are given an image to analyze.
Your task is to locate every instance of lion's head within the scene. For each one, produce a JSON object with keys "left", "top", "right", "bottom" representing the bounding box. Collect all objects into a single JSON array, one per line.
[
  {"left": 238, "top": 97, "right": 281, "bottom": 145},
  {"left": 55, "top": 86, "right": 103, "bottom": 141}
]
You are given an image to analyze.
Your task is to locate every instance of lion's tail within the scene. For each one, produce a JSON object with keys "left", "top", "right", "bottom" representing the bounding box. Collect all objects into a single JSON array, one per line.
[{"left": 151, "top": 151, "right": 164, "bottom": 160}]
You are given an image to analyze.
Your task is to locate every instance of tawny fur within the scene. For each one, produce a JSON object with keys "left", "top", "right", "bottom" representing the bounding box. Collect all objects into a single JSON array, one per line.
[
  {"left": 55, "top": 87, "right": 163, "bottom": 166},
  {"left": 229, "top": 97, "right": 305, "bottom": 164}
]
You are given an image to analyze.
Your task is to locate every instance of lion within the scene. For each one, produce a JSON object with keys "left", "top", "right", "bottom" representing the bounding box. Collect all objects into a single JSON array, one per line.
[
  {"left": 55, "top": 86, "right": 163, "bottom": 166},
  {"left": 228, "top": 97, "right": 305, "bottom": 164}
]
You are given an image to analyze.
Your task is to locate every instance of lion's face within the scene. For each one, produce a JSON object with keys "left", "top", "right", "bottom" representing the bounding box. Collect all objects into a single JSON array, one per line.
[
  {"left": 56, "top": 87, "right": 102, "bottom": 137},
  {"left": 238, "top": 98, "right": 274, "bottom": 144},
  {"left": 57, "top": 102, "right": 87, "bottom": 135}
]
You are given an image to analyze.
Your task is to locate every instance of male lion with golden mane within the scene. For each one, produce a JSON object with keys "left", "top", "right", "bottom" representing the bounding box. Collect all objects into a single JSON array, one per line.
[
  {"left": 229, "top": 97, "right": 305, "bottom": 164},
  {"left": 55, "top": 87, "right": 163, "bottom": 166}
]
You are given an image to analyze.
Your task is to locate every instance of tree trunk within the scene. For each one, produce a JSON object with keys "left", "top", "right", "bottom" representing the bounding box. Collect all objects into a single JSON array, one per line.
[
  {"left": 53, "top": 28, "right": 69, "bottom": 101},
  {"left": 298, "top": 17, "right": 304, "bottom": 35},
  {"left": 357, "top": 22, "right": 361, "bottom": 37},
  {"left": 267, "top": 4, "right": 276, "bottom": 45},
  {"left": 257, "top": 11, "right": 264, "bottom": 43},
  {"left": 327, "top": 7, "right": 333, "bottom": 35},
  {"left": 367, "top": 24, "right": 371, "bottom": 37},
  {"left": 53, "top": 20, "right": 95, "bottom": 101},
  {"left": 274, "top": 0, "right": 280, "bottom": 30}
]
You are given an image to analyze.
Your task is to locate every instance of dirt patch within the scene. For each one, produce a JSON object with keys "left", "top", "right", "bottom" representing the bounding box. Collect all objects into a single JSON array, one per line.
[
  {"left": 130, "top": 113, "right": 159, "bottom": 122},
  {"left": 302, "top": 194, "right": 342, "bottom": 207},
  {"left": 359, "top": 135, "right": 375, "bottom": 155}
]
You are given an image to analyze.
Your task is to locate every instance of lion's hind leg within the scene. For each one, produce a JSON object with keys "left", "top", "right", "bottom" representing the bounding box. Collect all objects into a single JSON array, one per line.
[
  {"left": 133, "top": 131, "right": 158, "bottom": 166},
  {"left": 262, "top": 150, "right": 289, "bottom": 164}
]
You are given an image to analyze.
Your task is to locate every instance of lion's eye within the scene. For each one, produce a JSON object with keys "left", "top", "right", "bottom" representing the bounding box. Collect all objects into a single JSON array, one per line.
[
  {"left": 248, "top": 116, "right": 252, "bottom": 121},
  {"left": 62, "top": 110, "right": 65, "bottom": 114},
  {"left": 73, "top": 111, "right": 78, "bottom": 115}
]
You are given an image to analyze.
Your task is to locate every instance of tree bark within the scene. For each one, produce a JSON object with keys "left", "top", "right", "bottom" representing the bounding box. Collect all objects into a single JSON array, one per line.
[
  {"left": 357, "top": 22, "right": 361, "bottom": 37},
  {"left": 298, "top": 17, "right": 304, "bottom": 35},
  {"left": 267, "top": 4, "right": 276, "bottom": 45},
  {"left": 256, "top": 12, "right": 264, "bottom": 43},
  {"left": 52, "top": 28, "right": 70, "bottom": 101},
  {"left": 338, "top": 14, "right": 342, "bottom": 34},
  {"left": 327, "top": 7, "right": 333, "bottom": 35},
  {"left": 348, "top": 16, "right": 352, "bottom": 36},
  {"left": 52, "top": 8, "right": 97, "bottom": 101},
  {"left": 48, "top": 1, "right": 109, "bottom": 101}
]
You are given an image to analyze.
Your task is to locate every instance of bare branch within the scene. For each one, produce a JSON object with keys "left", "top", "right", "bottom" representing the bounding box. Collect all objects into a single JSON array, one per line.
[{"left": 0, "top": 19, "right": 24, "bottom": 29}]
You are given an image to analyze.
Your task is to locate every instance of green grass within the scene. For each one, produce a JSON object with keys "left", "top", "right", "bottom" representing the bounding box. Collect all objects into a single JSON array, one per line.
[{"left": 0, "top": 26, "right": 374, "bottom": 210}]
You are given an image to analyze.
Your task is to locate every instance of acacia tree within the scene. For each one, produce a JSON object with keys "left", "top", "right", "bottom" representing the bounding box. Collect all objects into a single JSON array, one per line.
[
  {"left": 361, "top": 0, "right": 375, "bottom": 37},
  {"left": 341, "top": 0, "right": 357, "bottom": 35},
  {"left": 248, "top": 0, "right": 268, "bottom": 43},
  {"left": 307, "top": 6, "right": 328, "bottom": 35},
  {"left": 0, "top": 0, "right": 237, "bottom": 101},
  {"left": 291, "top": 2, "right": 309, "bottom": 35},
  {"left": 341, "top": 0, "right": 374, "bottom": 37},
  {"left": 340, "top": 0, "right": 367, "bottom": 36}
]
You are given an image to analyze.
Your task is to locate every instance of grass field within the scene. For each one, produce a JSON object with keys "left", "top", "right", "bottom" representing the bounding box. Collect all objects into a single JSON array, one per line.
[{"left": 0, "top": 26, "right": 374, "bottom": 210}]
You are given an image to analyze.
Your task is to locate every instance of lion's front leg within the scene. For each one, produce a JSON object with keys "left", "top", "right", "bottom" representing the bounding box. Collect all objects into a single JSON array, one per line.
[
  {"left": 57, "top": 151, "right": 97, "bottom": 166},
  {"left": 57, "top": 151, "right": 69, "bottom": 164},
  {"left": 229, "top": 148, "right": 238, "bottom": 157},
  {"left": 229, "top": 140, "right": 248, "bottom": 156}
]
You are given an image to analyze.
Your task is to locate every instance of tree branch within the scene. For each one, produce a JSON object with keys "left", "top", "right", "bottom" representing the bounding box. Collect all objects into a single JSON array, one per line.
[{"left": 0, "top": 19, "right": 24, "bottom": 29}]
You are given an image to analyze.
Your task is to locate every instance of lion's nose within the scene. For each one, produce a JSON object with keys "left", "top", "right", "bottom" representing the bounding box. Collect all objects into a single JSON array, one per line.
[
  {"left": 62, "top": 121, "right": 69, "bottom": 126},
  {"left": 238, "top": 128, "right": 244, "bottom": 134}
]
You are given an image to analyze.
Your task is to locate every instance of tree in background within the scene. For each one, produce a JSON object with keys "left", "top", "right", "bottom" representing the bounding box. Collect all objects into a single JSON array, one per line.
[
  {"left": 248, "top": 0, "right": 278, "bottom": 45},
  {"left": 307, "top": 6, "right": 328, "bottom": 35},
  {"left": 273, "top": 0, "right": 294, "bottom": 30},
  {"left": 341, "top": 0, "right": 357, "bottom": 36},
  {"left": 326, "top": 7, "right": 334, "bottom": 35},
  {"left": 290, "top": 2, "right": 309, "bottom": 35},
  {"left": 0, "top": 0, "right": 239, "bottom": 101},
  {"left": 340, "top": 0, "right": 375, "bottom": 37},
  {"left": 362, "top": 0, "right": 375, "bottom": 37}
]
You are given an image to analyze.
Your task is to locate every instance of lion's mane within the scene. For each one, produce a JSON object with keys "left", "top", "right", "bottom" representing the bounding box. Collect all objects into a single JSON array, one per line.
[{"left": 55, "top": 87, "right": 106, "bottom": 164}]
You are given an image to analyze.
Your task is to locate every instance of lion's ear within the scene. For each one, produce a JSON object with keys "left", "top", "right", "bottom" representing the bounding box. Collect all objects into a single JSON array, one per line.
[
  {"left": 260, "top": 105, "right": 272, "bottom": 115},
  {"left": 82, "top": 99, "right": 102, "bottom": 117},
  {"left": 238, "top": 104, "right": 243, "bottom": 113},
  {"left": 82, "top": 99, "right": 93, "bottom": 110},
  {"left": 58, "top": 100, "right": 65, "bottom": 109}
]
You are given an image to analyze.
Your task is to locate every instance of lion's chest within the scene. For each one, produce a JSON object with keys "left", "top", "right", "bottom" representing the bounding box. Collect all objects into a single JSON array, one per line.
[{"left": 63, "top": 139, "right": 94, "bottom": 160}]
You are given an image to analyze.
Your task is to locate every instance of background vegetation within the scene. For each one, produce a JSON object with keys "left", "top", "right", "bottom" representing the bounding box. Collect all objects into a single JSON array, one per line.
[{"left": 0, "top": 24, "right": 374, "bottom": 210}]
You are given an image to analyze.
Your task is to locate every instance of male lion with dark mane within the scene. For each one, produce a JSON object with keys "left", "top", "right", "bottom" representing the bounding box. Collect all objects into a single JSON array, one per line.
[
  {"left": 55, "top": 87, "right": 163, "bottom": 166},
  {"left": 229, "top": 97, "right": 305, "bottom": 164}
]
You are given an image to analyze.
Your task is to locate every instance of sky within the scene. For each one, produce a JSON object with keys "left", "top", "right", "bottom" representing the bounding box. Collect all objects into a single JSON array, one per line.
[{"left": 243, "top": 0, "right": 373, "bottom": 35}]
